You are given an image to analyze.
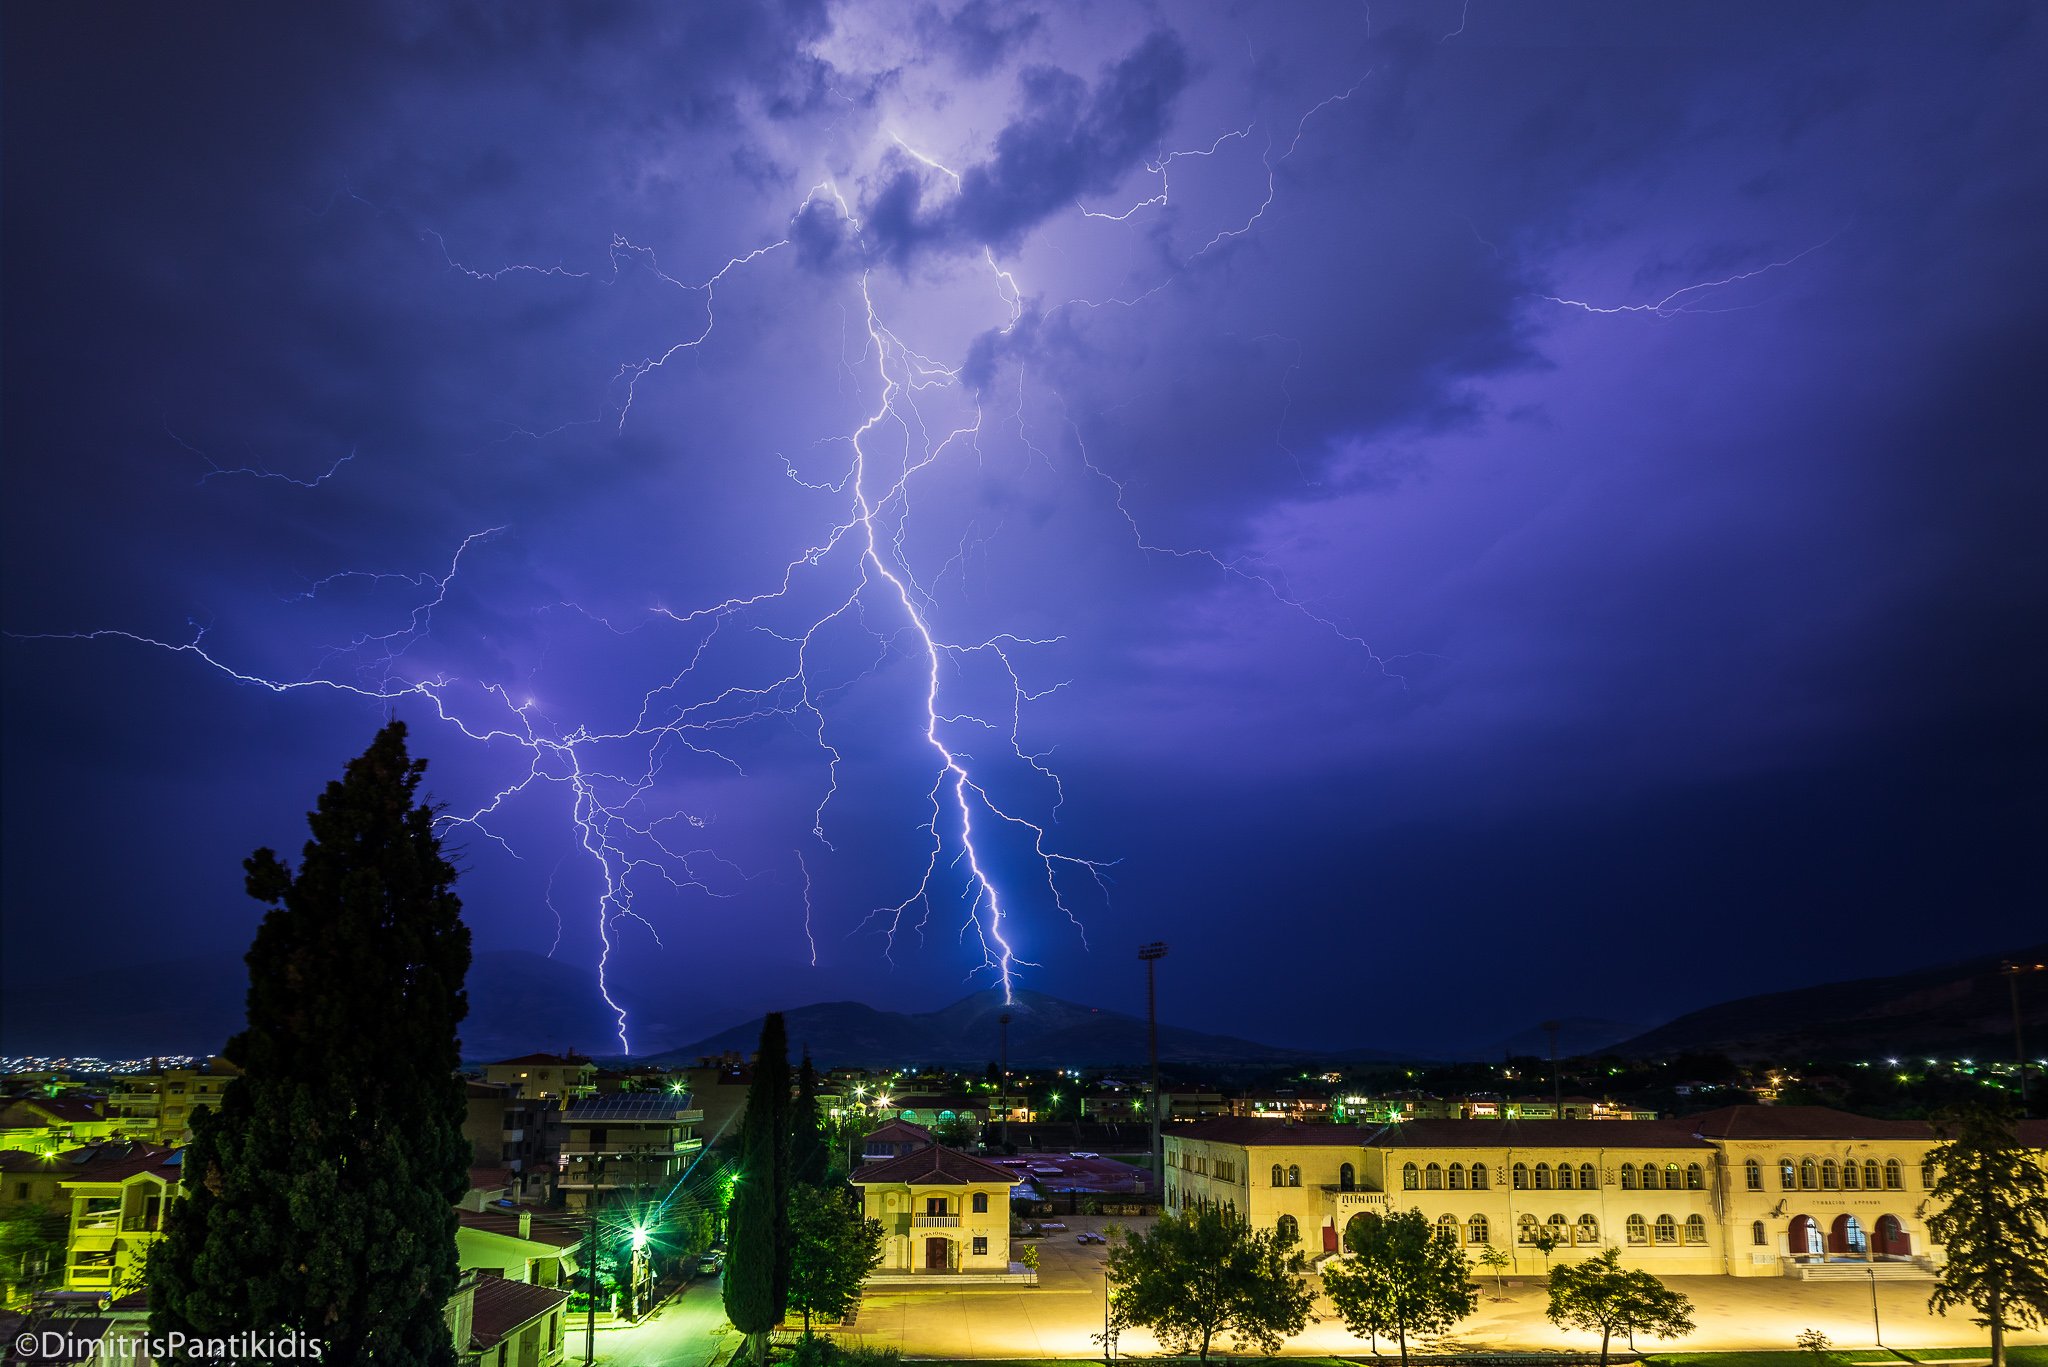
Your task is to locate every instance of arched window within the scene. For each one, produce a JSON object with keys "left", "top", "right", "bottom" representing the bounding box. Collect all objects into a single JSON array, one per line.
[
  {"left": 1339, "top": 1162, "right": 1356, "bottom": 1192},
  {"left": 1654, "top": 1214, "right": 1678, "bottom": 1245},
  {"left": 1921, "top": 1158, "right": 1935, "bottom": 1189},
  {"left": 1580, "top": 1162, "right": 1598, "bottom": 1190},
  {"left": 1686, "top": 1163, "right": 1704, "bottom": 1190},
  {"left": 1641, "top": 1163, "right": 1661, "bottom": 1191},
  {"left": 1512, "top": 1162, "right": 1529, "bottom": 1190},
  {"left": 1271, "top": 1164, "right": 1285, "bottom": 1187},
  {"left": 1843, "top": 1159, "right": 1861, "bottom": 1190},
  {"left": 1548, "top": 1213, "right": 1570, "bottom": 1244},
  {"left": 1533, "top": 1162, "right": 1552, "bottom": 1190},
  {"left": 1800, "top": 1158, "right": 1818, "bottom": 1190},
  {"left": 1557, "top": 1163, "right": 1574, "bottom": 1191},
  {"left": 1437, "top": 1213, "right": 1460, "bottom": 1244},
  {"left": 1625, "top": 1214, "right": 1648, "bottom": 1245},
  {"left": 1576, "top": 1213, "right": 1599, "bottom": 1244},
  {"left": 1403, "top": 1162, "right": 1419, "bottom": 1191},
  {"left": 973, "top": 1192, "right": 989, "bottom": 1213},
  {"left": 1448, "top": 1163, "right": 1466, "bottom": 1190},
  {"left": 1821, "top": 1159, "right": 1839, "bottom": 1190},
  {"left": 1517, "top": 1213, "right": 1539, "bottom": 1244},
  {"left": 1751, "top": 1220, "right": 1767, "bottom": 1246},
  {"left": 1470, "top": 1163, "right": 1489, "bottom": 1190},
  {"left": 1666, "top": 1162, "right": 1684, "bottom": 1189},
  {"left": 1468, "top": 1214, "right": 1490, "bottom": 1245},
  {"left": 1425, "top": 1162, "right": 1444, "bottom": 1190},
  {"left": 1779, "top": 1157, "right": 1797, "bottom": 1190},
  {"left": 1863, "top": 1159, "right": 1881, "bottom": 1190},
  {"left": 1884, "top": 1159, "right": 1903, "bottom": 1190},
  {"left": 1620, "top": 1165, "right": 1638, "bottom": 1191},
  {"left": 1277, "top": 1214, "right": 1300, "bottom": 1244},
  {"left": 1745, "top": 1159, "right": 1763, "bottom": 1191},
  {"left": 1287, "top": 1165, "right": 1301, "bottom": 1188},
  {"left": 1684, "top": 1214, "right": 1707, "bottom": 1245}
]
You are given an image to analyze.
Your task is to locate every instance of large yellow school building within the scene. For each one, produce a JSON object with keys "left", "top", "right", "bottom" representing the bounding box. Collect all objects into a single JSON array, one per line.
[{"left": 1163, "top": 1106, "right": 2035, "bottom": 1280}]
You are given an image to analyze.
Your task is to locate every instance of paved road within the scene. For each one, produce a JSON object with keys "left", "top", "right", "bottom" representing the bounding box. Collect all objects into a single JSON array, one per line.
[{"left": 585, "top": 1277, "right": 734, "bottom": 1367}]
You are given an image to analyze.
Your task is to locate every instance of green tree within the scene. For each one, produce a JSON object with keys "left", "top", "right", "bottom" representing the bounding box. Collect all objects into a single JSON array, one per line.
[
  {"left": 1477, "top": 1244, "right": 1511, "bottom": 1296},
  {"left": 1529, "top": 1223, "right": 1564, "bottom": 1274},
  {"left": 791, "top": 1051, "right": 830, "bottom": 1188},
  {"left": 786, "top": 1185, "right": 884, "bottom": 1335},
  {"left": 1927, "top": 1106, "right": 2048, "bottom": 1367},
  {"left": 149, "top": 722, "right": 472, "bottom": 1367},
  {"left": 931, "top": 1114, "right": 976, "bottom": 1148},
  {"left": 723, "top": 1013, "right": 793, "bottom": 1363},
  {"left": 1104, "top": 1204, "right": 1315, "bottom": 1361},
  {"left": 1545, "top": 1248, "right": 1695, "bottom": 1367},
  {"left": 1324, "top": 1210, "right": 1477, "bottom": 1366},
  {"left": 0, "top": 1205, "right": 69, "bottom": 1302}
]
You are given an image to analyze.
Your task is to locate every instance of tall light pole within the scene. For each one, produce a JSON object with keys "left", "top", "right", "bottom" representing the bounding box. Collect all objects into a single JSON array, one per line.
[
  {"left": 999, "top": 1013, "right": 1012, "bottom": 1150},
  {"left": 2001, "top": 959, "right": 2043, "bottom": 1115},
  {"left": 1139, "top": 942, "right": 1168, "bottom": 1190}
]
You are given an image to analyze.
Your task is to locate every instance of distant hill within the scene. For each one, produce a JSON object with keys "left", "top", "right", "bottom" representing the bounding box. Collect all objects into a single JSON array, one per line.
[
  {"left": 1607, "top": 945, "right": 2048, "bottom": 1060},
  {"left": 0, "top": 949, "right": 645, "bottom": 1063},
  {"left": 1495, "top": 1017, "right": 1652, "bottom": 1060},
  {"left": 644, "top": 987, "right": 1375, "bottom": 1069}
]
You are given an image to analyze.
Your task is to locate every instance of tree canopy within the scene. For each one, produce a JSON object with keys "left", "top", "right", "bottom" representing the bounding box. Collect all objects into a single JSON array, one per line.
[
  {"left": 786, "top": 1185, "right": 884, "bottom": 1334},
  {"left": 1545, "top": 1248, "right": 1695, "bottom": 1367},
  {"left": 1105, "top": 1204, "right": 1315, "bottom": 1360},
  {"left": 1324, "top": 1209, "right": 1478, "bottom": 1364},
  {"left": 1927, "top": 1105, "right": 2048, "bottom": 1367},
  {"left": 724, "top": 1012, "right": 793, "bottom": 1363},
  {"left": 149, "top": 721, "right": 472, "bottom": 1367}
]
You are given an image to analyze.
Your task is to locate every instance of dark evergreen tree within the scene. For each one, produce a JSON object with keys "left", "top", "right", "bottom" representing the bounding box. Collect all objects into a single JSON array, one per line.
[
  {"left": 722, "top": 1012, "right": 792, "bottom": 1363},
  {"left": 150, "top": 722, "right": 472, "bottom": 1367},
  {"left": 1928, "top": 1106, "right": 2048, "bottom": 1367},
  {"left": 791, "top": 1050, "right": 830, "bottom": 1188}
]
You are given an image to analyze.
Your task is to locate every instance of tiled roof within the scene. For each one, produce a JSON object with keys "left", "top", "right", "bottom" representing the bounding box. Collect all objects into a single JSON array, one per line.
[
  {"left": 851, "top": 1143, "right": 1019, "bottom": 1187},
  {"left": 0, "top": 1142, "right": 182, "bottom": 1182},
  {"left": 468, "top": 1166, "right": 514, "bottom": 1192},
  {"left": 469, "top": 1277, "right": 571, "bottom": 1350},
  {"left": 1680, "top": 1106, "right": 1936, "bottom": 1141},
  {"left": 1369, "top": 1119, "right": 1714, "bottom": 1151},
  {"left": 457, "top": 1207, "right": 587, "bottom": 1251},
  {"left": 1172, "top": 1119, "right": 1375, "bottom": 1147},
  {"left": 564, "top": 1094, "right": 694, "bottom": 1122},
  {"left": 20, "top": 1098, "right": 106, "bottom": 1124},
  {"left": 861, "top": 1119, "right": 933, "bottom": 1145}
]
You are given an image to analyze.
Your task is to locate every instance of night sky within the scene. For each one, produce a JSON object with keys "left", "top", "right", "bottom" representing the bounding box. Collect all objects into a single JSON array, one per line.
[{"left": 4, "top": 3, "right": 2043, "bottom": 1058}]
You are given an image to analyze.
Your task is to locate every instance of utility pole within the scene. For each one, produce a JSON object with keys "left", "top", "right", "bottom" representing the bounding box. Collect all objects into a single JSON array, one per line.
[
  {"left": 583, "top": 1152, "right": 604, "bottom": 1366},
  {"left": 1139, "top": 942, "right": 1169, "bottom": 1189},
  {"left": 2001, "top": 959, "right": 2043, "bottom": 1115},
  {"left": 999, "top": 1013, "right": 1012, "bottom": 1150}
]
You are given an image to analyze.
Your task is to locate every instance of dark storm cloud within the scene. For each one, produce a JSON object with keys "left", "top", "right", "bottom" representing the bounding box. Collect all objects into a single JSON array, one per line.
[{"left": 864, "top": 30, "right": 1190, "bottom": 262}]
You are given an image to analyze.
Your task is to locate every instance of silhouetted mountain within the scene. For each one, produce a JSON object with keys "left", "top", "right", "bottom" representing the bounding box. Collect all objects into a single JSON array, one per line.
[
  {"left": 0, "top": 950, "right": 649, "bottom": 1062},
  {"left": 643, "top": 987, "right": 1370, "bottom": 1068},
  {"left": 1495, "top": 1018, "right": 1651, "bottom": 1060},
  {"left": 1607, "top": 945, "right": 2048, "bottom": 1060}
]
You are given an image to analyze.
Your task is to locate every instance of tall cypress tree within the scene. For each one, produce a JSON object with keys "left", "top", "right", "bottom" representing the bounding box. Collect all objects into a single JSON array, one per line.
[
  {"left": 150, "top": 722, "right": 472, "bottom": 1367},
  {"left": 723, "top": 1013, "right": 792, "bottom": 1363},
  {"left": 791, "top": 1050, "right": 829, "bottom": 1188}
]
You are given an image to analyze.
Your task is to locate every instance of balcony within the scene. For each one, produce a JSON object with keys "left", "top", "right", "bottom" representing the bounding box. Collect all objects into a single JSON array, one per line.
[{"left": 911, "top": 1214, "right": 961, "bottom": 1228}]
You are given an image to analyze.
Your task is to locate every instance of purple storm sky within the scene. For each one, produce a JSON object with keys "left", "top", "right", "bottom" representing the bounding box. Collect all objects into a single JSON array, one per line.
[{"left": 3, "top": 2, "right": 2043, "bottom": 1056}]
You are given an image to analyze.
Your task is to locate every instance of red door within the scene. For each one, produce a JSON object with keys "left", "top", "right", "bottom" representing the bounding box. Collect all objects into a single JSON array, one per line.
[
  {"left": 1875, "top": 1215, "right": 1911, "bottom": 1257},
  {"left": 925, "top": 1237, "right": 949, "bottom": 1270},
  {"left": 1789, "top": 1215, "right": 1823, "bottom": 1257}
]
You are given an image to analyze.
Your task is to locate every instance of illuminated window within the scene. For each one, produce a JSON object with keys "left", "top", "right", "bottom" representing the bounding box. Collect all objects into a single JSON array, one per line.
[
  {"left": 1684, "top": 1215, "right": 1707, "bottom": 1245},
  {"left": 1425, "top": 1162, "right": 1444, "bottom": 1190},
  {"left": 1666, "top": 1162, "right": 1683, "bottom": 1189},
  {"left": 1468, "top": 1214, "right": 1490, "bottom": 1245},
  {"left": 1625, "top": 1214, "right": 1648, "bottom": 1245},
  {"left": 1745, "top": 1159, "right": 1762, "bottom": 1191},
  {"left": 1513, "top": 1163, "right": 1528, "bottom": 1190},
  {"left": 1780, "top": 1157, "right": 1797, "bottom": 1190},
  {"left": 1517, "top": 1213, "right": 1539, "bottom": 1244},
  {"left": 1287, "top": 1165, "right": 1301, "bottom": 1188},
  {"left": 1800, "top": 1158, "right": 1817, "bottom": 1190},
  {"left": 1403, "top": 1163, "right": 1419, "bottom": 1191},
  {"left": 1576, "top": 1213, "right": 1599, "bottom": 1244},
  {"left": 973, "top": 1236, "right": 988, "bottom": 1255},
  {"left": 1654, "top": 1214, "right": 1677, "bottom": 1245},
  {"left": 1686, "top": 1163, "right": 1704, "bottom": 1190},
  {"left": 1620, "top": 1165, "right": 1638, "bottom": 1191}
]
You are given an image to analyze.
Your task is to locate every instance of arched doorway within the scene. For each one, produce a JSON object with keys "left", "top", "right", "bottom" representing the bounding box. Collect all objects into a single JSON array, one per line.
[
  {"left": 1828, "top": 1214, "right": 1867, "bottom": 1256},
  {"left": 1875, "top": 1215, "right": 1912, "bottom": 1258},
  {"left": 1789, "top": 1215, "right": 1824, "bottom": 1258},
  {"left": 1345, "top": 1213, "right": 1372, "bottom": 1251}
]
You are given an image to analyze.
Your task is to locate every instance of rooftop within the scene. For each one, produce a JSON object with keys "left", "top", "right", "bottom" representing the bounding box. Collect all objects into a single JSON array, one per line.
[
  {"left": 563, "top": 1093, "right": 697, "bottom": 1122},
  {"left": 468, "top": 1276, "right": 570, "bottom": 1350},
  {"left": 851, "top": 1143, "right": 1020, "bottom": 1187},
  {"left": 456, "top": 1206, "right": 587, "bottom": 1251}
]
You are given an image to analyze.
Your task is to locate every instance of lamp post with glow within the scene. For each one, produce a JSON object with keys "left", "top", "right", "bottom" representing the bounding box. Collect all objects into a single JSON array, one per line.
[{"left": 1138, "top": 942, "right": 1168, "bottom": 1188}]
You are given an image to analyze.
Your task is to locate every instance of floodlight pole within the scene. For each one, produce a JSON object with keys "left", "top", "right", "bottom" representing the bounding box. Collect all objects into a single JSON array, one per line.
[
  {"left": 1138, "top": 942, "right": 1169, "bottom": 1189},
  {"left": 999, "top": 1013, "right": 1012, "bottom": 1148}
]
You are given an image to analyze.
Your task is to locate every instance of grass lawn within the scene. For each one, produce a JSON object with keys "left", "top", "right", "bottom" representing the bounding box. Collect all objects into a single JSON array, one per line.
[{"left": 1645, "top": 1352, "right": 2046, "bottom": 1367}]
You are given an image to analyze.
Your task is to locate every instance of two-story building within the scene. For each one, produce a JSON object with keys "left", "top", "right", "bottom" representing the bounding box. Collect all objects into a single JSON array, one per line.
[
  {"left": 557, "top": 1093, "right": 702, "bottom": 1212},
  {"left": 0, "top": 1142, "right": 185, "bottom": 1295},
  {"left": 0, "top": 1099, "right": 125, "bottom": 1155},
  {"left": 850, "top": 1142, "right": 1023, "bottom": 1279},
  {"left": 482, "top": 1054, "right": 598, "bottom": 1103}
]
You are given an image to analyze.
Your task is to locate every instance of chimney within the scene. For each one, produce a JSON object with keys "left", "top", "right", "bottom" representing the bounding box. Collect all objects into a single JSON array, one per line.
[{"left": 519, "top": 1210, "right": 532, "bottom": 1240}]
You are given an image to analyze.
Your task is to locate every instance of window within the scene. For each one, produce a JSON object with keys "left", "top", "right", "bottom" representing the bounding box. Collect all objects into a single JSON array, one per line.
[
  {"left": 1843, "top": 1159, "right": 1861, "bottom": 1190},
  {"left": 973, "top": 1236, "right": 988, "bottom": 1256},
  {"left": 1800, "top": 1158, "right": 1817, "bottom": 1190},
  {"left": 1864, "top": 1159, "right": 1881, "bottom": 1190},
  {"left": 1821, "top": 1159, "right": 1839, "bottom": 1190},
  {"left": 1437, "top": 1213, "right": 1460, "bottom": 1244},
  {"left": 1625, "top": 1214, "right": 1648, "bottom": 1245},
  {"left": 972, "top": 1193, "right": 989, "bottom": 1213},
  {"left": 1885, "top": 1159, "right": 1902, "bottom": 1190},
  {"left": 1780, "top": 1157, "right": 1797, "bottom": 1190},
  {"left": 1287, "top": 1165, "right": 1301, "bottom": 1187},
  {"left": 1277, "top": 1214, "right": 1299, "bottom": 1244},
  {"left": 1272, "top": 1164, "right": 1285, "bottom": 1187},
  {"left": 1533, "top": 1162, "right": 1552, "bottom": 1190},
  {"left": 1517, "top": 1213, "right": 1539, "bottom": 1245},
  {"left": 926, "top": 1197, "right": 948, "bottom": 1215},
  {"left": 1339, "top": 1162, "right": 1356, "bottom": 1192},
  {"left": 1745, "top": 1159, "right": 1762, "bottom": 1191},
  {"left": 1579, "top": 1162, "right": 1597, "bottom": 1190},
  {"left": 1470, "top": 1163, "right": 1489, "bottom": 1190},
  {"left": 1752, "top": 1220, "right": 1767, "bottom": 1246},
  {"left": 12, "top": 1182, "right": 24, "bottom": 1200},
  {"left": 1686, "top": 1163, "right": 1704, "bottom": 1191},
  {"left": 1640, "top": 1163, "right": 1660, "bottom": 1191},
  {"left": 1448, "top": 1163, "right": 1466, "bottom": 1190},
  {"left": 498, "top": 1346, "right": 508, "bottom": 1367},
  {"left": 1556, "top": 1163, "right": 1574, "bottom": 1191},
  {"left": 1576, "top": 1213, "right": 1599, "bottom": 1244},
  {"left": 1512, "top": 1162, "right": 1528, "bottom": 1190},
  {"left": 1548, "top": 1213, "right": 1570, "bottom": 1244},
  {"left": 1654, "top": 1214, "right": 1678, "bottom": 1245},
  {"left": 1684, "top": 1215, "right": 1707, "bottom": 1245},
  {"left": 1403, "top": 1162, "right": 1419, "bottom": 1190},
  {"left": 1425, "top": 1162, "right": 1444, "bottom": 1190},
  {"left": 1666, "top": 1162, "right": 1684, "bottom": 1189},
  {"left": 1620, "top": 1165, "right": 1638, "bottom": 1191},
  {"left": 1921, "top": 1159, "right": 1935, "bottom": 1189},
  {"left": 1468, "top": 1214, "right": 1490, "bottom": 1245}
]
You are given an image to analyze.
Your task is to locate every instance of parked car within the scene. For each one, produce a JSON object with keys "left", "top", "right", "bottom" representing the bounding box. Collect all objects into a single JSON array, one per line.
[{"left": 697, "top": 1252, "right": 723, "bottom": 1276}]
